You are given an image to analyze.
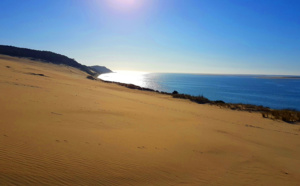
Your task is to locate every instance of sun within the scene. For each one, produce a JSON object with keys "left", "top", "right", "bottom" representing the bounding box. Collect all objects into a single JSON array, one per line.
[
  {"left": 116, "top": 0, "right": 137, "bottom": 6},
  {"left": 105, "top": 0, "right": 142, "bottom": 11}
]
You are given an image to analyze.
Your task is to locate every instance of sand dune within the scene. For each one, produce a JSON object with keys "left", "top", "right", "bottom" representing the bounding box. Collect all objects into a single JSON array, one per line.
[{"left": 1, "top": 55, "right": 300, "bottom": 185}]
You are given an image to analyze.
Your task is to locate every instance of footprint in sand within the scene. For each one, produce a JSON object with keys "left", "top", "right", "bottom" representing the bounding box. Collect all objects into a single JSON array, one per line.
[{"left": 55, "top": 140, "right": 60, "bottom": 143}]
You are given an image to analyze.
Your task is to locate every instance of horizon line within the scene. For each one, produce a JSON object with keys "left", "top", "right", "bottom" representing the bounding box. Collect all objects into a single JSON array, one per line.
[{"left": 108, "top": 70, "right": 300, "bottom": 77}]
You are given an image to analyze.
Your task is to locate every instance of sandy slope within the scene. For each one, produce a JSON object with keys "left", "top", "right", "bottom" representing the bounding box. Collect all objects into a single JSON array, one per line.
[{"left": 0, "top": 55, "right": 300, "bottom": 185}]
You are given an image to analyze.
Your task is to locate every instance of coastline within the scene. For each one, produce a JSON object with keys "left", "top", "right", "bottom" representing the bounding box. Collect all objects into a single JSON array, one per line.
[
  {"left": 1, "top": 56, "right": 300, "bottom": 185},
  {"left": 99, "top": 78, "right": 300, "bottom": 123}
]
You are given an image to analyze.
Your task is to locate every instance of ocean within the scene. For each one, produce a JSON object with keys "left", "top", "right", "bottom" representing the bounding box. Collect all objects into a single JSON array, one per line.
[{"left": 98, "top": 71, "right": 300, "bottom": 111}]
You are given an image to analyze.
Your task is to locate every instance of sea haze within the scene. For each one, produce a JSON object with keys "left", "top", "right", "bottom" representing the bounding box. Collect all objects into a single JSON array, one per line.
[{"left": 99, "top": 72, "right": 300, "bottom": 111}]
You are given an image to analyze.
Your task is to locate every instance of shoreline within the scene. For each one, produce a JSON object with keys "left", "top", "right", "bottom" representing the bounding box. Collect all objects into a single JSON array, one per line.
[{"left": 98, "top": 78, "right": 300, "bottom": 123}]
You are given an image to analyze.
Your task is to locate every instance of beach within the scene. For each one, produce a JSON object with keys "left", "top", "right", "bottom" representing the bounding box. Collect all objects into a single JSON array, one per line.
[{"left": 1, "top": 55, "right": 300, "bottom": 185}]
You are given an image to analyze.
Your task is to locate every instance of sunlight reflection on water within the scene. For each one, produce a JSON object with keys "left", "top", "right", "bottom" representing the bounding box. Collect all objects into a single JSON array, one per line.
[
  {"left": 98, "top": 72, "right": 300, "bottom": 110},
  {"left": 98, "top": 71, "right": 150, "bottom": 88}
]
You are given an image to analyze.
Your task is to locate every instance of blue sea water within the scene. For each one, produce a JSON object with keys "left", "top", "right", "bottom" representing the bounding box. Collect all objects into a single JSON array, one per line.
[{"left": 99, "top": 72, "right": 300, "bottom": 111}]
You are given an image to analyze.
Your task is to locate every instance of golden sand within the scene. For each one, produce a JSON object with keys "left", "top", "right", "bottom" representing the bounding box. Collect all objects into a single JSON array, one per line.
[{"left": 1, "top": 55, "right": 300, "bottom": 185}]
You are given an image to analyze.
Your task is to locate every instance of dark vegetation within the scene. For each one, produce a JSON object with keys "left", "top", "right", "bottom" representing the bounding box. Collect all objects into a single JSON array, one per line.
[
  {"left": 212, "top": 102, "right": 270, "bottom": 112},
  {"left": 172, "top": 90, "right": 178, "bottom": 94},
  {"left": 171, "top": 90, "right": 300, "bottom": 123},
  {"left": 86, "top": 75, "right": 97, "bottom": 80},
  {"left": 0, "top": 45, "right": 101, "bottom": 76},
  {"left": 172, "top": 93, "right": 211, "bottom": 104},
  {"left": 262, "top": 110, "right": 300, "bottom": 123}
]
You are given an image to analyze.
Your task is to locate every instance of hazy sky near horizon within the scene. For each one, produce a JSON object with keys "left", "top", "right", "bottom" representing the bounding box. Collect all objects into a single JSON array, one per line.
[{"left": 1, "top": 0, "right": 300, "bottom": 75}]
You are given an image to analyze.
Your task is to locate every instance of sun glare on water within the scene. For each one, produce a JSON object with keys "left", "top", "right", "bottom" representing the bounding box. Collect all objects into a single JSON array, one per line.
[{"left": 98, "top": 70, "right": 149, "bottom": 88}]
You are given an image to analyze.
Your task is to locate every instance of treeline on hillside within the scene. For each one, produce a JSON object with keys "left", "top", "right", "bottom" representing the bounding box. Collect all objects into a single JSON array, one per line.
[{"left": 0, "top": 45, "right": 96, "bottom": 75}]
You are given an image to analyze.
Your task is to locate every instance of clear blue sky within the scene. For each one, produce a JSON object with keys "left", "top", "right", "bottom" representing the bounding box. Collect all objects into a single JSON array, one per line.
[{"left": 1, "top": 0, "right": 299, "bottom": 75}]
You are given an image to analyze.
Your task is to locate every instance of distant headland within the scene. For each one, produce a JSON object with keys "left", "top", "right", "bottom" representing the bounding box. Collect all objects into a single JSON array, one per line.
[{"left": 90, "top": 65, "right": 112, "bottom": 74}]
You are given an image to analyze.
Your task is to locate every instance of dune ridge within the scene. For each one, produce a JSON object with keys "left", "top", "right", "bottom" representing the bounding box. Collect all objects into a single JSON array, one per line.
[{"left": 1, "top": 55, "right": 300, "bottom": 185}]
